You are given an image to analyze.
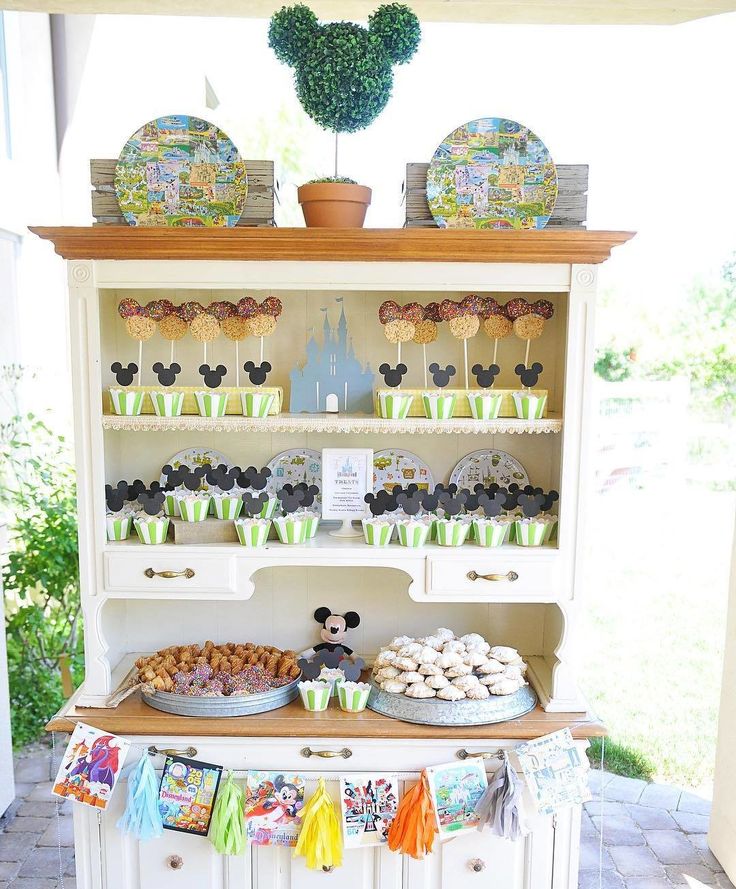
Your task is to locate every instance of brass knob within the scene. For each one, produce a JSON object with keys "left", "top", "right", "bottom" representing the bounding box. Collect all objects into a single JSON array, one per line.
[
  {"left": 467, "top": 570, "right": 518, "bottom": 582},
  {"left": 167, "top": 855, "right": 184, "bottom": 870},
  {"left": 300, "top": 747, "right": 352, "bottom": 759},
  {"left": 469, "top": 858, "right": 486, "bottom": 873},
  {"left": 144, "top": 568, "right": 195, "bottom": 579}
]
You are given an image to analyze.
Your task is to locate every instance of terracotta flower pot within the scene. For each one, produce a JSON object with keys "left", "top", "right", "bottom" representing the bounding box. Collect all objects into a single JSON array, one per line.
[{"left": 297, "top": 182, "right": 372, "bottom": 228}]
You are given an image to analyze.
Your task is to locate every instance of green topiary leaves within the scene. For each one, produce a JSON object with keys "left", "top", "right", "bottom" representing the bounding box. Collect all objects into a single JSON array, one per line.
[{"left": 268, "top": 3, "right": 421, "bottom": 134}]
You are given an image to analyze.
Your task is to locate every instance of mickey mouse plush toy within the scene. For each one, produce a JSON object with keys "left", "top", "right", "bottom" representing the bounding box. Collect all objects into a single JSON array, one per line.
[{"left": 313, "top": 606, "right": 360, "bottom": 656}]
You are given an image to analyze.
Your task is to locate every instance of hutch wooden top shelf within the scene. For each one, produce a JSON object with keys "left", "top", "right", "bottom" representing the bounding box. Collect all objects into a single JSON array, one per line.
[{"left": 30, "top": 226, "right": 634, "bottom": 264}]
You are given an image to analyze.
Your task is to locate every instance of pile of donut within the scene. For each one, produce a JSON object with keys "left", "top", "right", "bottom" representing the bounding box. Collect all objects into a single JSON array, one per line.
[
  {"left": 372, "top": 627, "right": 527, "bottom": 701},
  {"left": 117, "top": 297, "right": 283, "bottom": 345},
  {"left": 378, "top": 297, "right": 554, "bottom": 345}
]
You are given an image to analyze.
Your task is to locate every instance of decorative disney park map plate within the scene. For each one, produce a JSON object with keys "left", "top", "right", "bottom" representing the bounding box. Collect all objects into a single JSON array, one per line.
[
  {"left": 114, "top": 115, "right": 248, "bottom": 227},
  {"left": 426, "top": 117, "right": 557, "bottom": 230}
]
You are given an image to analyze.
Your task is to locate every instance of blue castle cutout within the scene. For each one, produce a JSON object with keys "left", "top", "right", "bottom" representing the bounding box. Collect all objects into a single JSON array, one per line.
[{"left": 290, "top": 300, "right": 374, "bottom": 414}]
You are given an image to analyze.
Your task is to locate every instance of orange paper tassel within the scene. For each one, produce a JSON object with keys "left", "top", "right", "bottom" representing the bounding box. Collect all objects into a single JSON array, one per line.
[{"left": 387, "top": 770, "right": 436, "bottom": 859}]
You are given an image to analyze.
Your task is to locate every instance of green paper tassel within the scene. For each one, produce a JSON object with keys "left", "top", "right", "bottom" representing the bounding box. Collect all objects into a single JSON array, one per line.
[{"left": 210, "top": 772, "right": 245, "bottom": 855}]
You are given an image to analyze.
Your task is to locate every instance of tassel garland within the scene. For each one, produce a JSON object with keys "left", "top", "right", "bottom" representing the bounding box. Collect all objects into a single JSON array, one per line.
[
  {"left": 116, "top": 754, "right": 163, "bottom": 841},
  {"left": 387, "top": 770, "right": 436, "bottom": 859},
  {"left": 474, "top": 753, "right": 525, "bottom": 840},
  {"left": 294, "top": 778, "right": 343, "bottom": 870},
  {"left": 210, "top": 772, "right": 246, "bottom": 855}
]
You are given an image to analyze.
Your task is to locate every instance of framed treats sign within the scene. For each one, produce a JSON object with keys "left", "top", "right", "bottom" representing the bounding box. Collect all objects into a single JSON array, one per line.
[{"left": 321, "top": 448, "right": 373, "bottom": 537}]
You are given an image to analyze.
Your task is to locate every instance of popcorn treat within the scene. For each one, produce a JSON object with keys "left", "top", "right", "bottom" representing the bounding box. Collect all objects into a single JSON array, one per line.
[
  {"left": 513, "top": 315, "right": 545, "bottom": 340},
  {"left": 448, "top": 314, "right": 480, "bottom": 340},
  {"left": 384, "top": 318, "right": 415, "bottom": 343},
  {"left": 126, "top": 316, "right": 156, "bottom": 340},
  {"left": 250, "top": 314, "right": 277, "bottom": 337},
  {"left": 483, "top": 315, "right": 513, "bottom": 339},
  {"left": 222, "top": 316, "right": 251, "bottom": 340},
  {"left": 190, "top": 313, "right": 221, "bottom": 342},
  {"left": 159, "top": 314, "right": 188, "bottom": 341},
  {"left": 412, "top": 319, "right": 438, "bottom": 345}
]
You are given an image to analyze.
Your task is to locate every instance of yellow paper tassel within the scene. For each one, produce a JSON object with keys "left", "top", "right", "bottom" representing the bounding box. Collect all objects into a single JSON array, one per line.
[
  {"left": 387, "top": 770, "right": 436, "bottom": 859},
  {"left": 293, "top": 778, "right": 343, "bottom": 870}
]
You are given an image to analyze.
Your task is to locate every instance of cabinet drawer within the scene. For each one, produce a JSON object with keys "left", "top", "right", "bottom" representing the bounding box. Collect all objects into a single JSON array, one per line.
[
  {"left": 426, "top": 550, "right": 560, "bottom": 598},
  {"left": 104, "top": 551, "right": 237, "bottom": 595}
]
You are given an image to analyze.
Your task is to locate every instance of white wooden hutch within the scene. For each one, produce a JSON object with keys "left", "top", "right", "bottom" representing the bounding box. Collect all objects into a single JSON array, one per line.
[{"left": 37, "top": 226, "right": 631, "bottom": 889}]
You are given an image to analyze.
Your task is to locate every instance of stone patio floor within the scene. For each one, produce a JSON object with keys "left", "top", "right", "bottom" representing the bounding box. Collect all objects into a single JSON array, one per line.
[{"left": 0, "top": 742, "right": 731, "bottom": 888}]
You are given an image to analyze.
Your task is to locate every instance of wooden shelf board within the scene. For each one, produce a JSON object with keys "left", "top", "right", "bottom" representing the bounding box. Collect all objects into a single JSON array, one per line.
[
  {"left": 47, "top": 688, "right": 604, "bottom": 740},
  {"left": 101, "top": 411, "right": 563, "bottom": 435},
  {"left": 31, "top": 226, "right": 634, "bottom": 264}
]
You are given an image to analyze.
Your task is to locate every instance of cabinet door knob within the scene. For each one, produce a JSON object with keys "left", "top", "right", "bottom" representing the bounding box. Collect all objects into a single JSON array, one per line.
[
  {"left": 166, "top": 855, "right": 184, "bottom": 870},
  {"left": 469, "top": 858, "right": 486, "bottom": 873},
  {"left": 300, "top": 747, "right": 352, "bottom": 759},
  {"left": 322, "top": 866, "right": 335, "bottom": 873},
  {"left": 144, "top": 568, "right": 195, "bottom": 579},
  {"left": 467, "top": 570, "right": 518, "bottom": 583}
]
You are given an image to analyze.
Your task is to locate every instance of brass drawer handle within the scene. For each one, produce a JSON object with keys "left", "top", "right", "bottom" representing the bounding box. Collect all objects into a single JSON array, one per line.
[
  {"left": 300, "top": 747, "right": 352, "bottom": 759},
  {"left": 148, "top": 745, "right": 198, "bottom": 758},
  {"left": 467, "top": 570, "right": 518, "bottom": 582},
  {"left": 144, "top": 568, "right": 195, "bottom": 579},
  {"left": 457, "top": 748, "right": 503, "bottom": 761}
]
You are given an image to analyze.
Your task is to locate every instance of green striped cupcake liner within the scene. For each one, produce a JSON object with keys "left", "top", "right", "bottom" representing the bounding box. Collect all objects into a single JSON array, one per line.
[
  {"left": 422, "top": 393, "right": 456, "bottom": 420},
  {"left": 435, "top": 520, "right": 471, "bottom": 547},
  {"left": 467, "top": 392, "right": 503, "bottom": 420},
  {"left": 515, "top": 520, "right": 548, "bottom": 547},
  {"left": 109, "top": 388, "right": 144, "bottom": 416},
  {"left": 133, "top": 517, "right": 169, "bottom": 545},
  {"left": 234, "top": 519, "right": 271, "bottom": 547},
  {"left": 378, "top": 391, "right": 414, "bottom": 420},
  {"left": 240, "top": 391, "right": 275, "bottom": 418},
  {"left": 543, "top": 516, "right": 558, "bottom": 544},
  {"left": 177, "top": 497, "right": 211, "bottom": 523},
  {"left": 106, "top": 514, "right": 132, "bottom": 541},
  {"left": 258, "top": 496, "right": 279, "bottom": 520},
  {"left": 212, "top": 496, "right": 243, "bottom": 520},
  {"left": 396, "top": 522, "right": 431, "bottom": 548},
  {"left": 274, "top": 517, "right": 308, "bottom": 544},
  {"left": 472, "top": 519, "right": 510, "bottom": 547},
  {"left": 194, "top": 391, "right": 229, "bottom": 418},
  {"left": 149, "top": 390, "right": 184, "bottom": 417},
  {"left": 362, "top": 520, "right": 395, "bottom": 546},
  {"left": 337, "top": 682, "right": 370, "bottom": 712},
  {"left": 298, "top": 682, "right": 331, "bottom": 712},
  {"left": 302, "top": 514, "right": 320, "bottom": 539},
  {"left": 512, "top": 391, "right": 547, "bottom": 420},
  {"left": 163, "top": 492, "right": 179, "bottom": 517}
]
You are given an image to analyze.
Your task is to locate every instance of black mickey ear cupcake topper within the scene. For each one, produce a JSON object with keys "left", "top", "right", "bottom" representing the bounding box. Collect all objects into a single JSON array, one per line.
[
  {"left": 396, "top": 490, "right": 423, "bottom": 516},
  {"left": 242, "top": 360, "right": 272, "bottom": 387},
  {"left": 136, "top": 490, "right": 166, "bottom": 516},
  {"left": 178, "top": 465, "right": 209, "bottom": 492},
  {"left": 428, "top": 363, "right": 456, "bottom": 389},
  {"left": 515, "top": 362, "right": 543, "bottom": 389},
  {"left": 111, "top": 362, "right": 138, "bottom": 387},
  {"left": 199, "top": 364, "right": 227, "bottom": 389},
  {"left": 152, "top": 362, "right": 181, "bottom": 387},
  {"left": 471, "top": 363, "right": 500, "bottom": 389},
  {"left": 477, "top": 489, "right": 508, "bottom": 517},
  {"left": 241, "top": 491, "right": 270, "bottom": 517},
  {"left": 105, "top": 481, "right": 129, "bottom": 513},
  {"left": 378, "top": 363, "right": 408, "bottom": 389},
  {"left": 240, "top": 466, "right": 272, "bottom": 491},
  {"left": 438, "top": 488, "right": 468, "bottom": 516},
  {"left": 277, "top": 484, "right": 305, "bottom": 514}
]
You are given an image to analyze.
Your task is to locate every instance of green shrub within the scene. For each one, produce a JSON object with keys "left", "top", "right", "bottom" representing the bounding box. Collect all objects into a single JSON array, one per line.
[
  {"left": 587, "top": 737, "right": 655, "bottom": 782},
  {"left": 1, "top": 366, "right": 83, "bottom": 748}
]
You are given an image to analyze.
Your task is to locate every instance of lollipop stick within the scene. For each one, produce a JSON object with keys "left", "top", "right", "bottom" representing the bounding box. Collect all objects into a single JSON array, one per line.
[
  {"left": 170, "top": 340, "right": 174, "bottom": 365},
  {"left": 260, "top": 336, "right": 264, "bottom": 364},
  {"left": 524, "top": 338, "right": 530, "bottom": 367},
  {"left": 423, "top": 344, "right": 428, "bottom": 389},
  {"left": 463, "top": 339, "right": 469, "bottom": 389},
  {"left": 493, "top": 338, "right": 498, "bottom": 366},
  {"left": 203, "top": 342, "right": 207, "bottom": 366},
  {"left": 137, "top": 340, "right": 143, "bottom": 387},
  {"left": 235, "top": 341, "right": 240, "bottom": 387},
  {"left": 397, "top": 341, "right": 401, "bottom": 366}
]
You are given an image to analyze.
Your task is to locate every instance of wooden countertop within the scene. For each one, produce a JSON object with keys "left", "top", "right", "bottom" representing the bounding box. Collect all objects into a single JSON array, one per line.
[
  {"left": 47, "top": 690, "right": 605, "bottom": 740},
  {"left": 30, "top": 226, "right": 634, "bottom": 265}
]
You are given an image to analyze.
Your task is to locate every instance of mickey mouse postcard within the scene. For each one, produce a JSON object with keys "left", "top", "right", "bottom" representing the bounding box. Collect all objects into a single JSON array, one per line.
[{"left": 244, "top": 771, "right": 306, "bottom": 847}]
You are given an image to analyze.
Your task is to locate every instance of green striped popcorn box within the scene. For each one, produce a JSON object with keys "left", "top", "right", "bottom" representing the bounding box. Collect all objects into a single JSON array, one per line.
[
  {"left": 234, "top": 518, "right": 271, "bottom": 547},
  {"left": 377, "top": 391, "right": 414, "bottom": 420},
  {"left": 512, "top": 391, "right": 547, "bottom": 420},
  {"left": 105, "top": 513, "right": 132, "bottom": 541},
  {"left": 194, "top": 390, "right": 229, "bottom": 418},
  {"left": 472, "top": 517, "right": 512, "bottom": 547},
  {"left": 273, "top": 516, "right": 308, "bottom": 544},
  {"left": 211, "top": 493, "right": 244, "bottom": 521},
  {"left": 422, "top": 392, "right": 456, "bottom": 420},
  {"left": 176, "top": 494, "right": 211, "bottom": 523},
  {"left": 133, "top": 516, "right": 169, "bottom": 545},
  {"left": 514, "top": 518, "right": 549, "bottom": 547},
  {"left": 109, "top": 388, "right": 144, "bottom": 416},
  {"left": 240, "top": 390, "right": 275, "bottom": 418},
  {"left": 362, "top": 518, "right": 395, "bottom": 546},
  {"left": 543, "top": 515, "right": 558, "bottom": 544},
  {"left": 337, "top": 681, "right": 371, "bottom": 713},
  {"left": 163, "top": 492, "right": 180, "bottom": 517},
  {"left": 149, "top": 390, "right": 184, "bottom": 417},
  {"left": 467, "top": 391, "right": 503, "bottom": 420},
  {"left": 435, "top": 518, "right": 471, "bottom": 547},
  {"left": 396, "top": 520, "right": 431, "bottom": 548},
  {"left": 258, "top": 495, "right": 279, "bottom": 520},
  {"left": 319, "top": 669, "right": 345, "bottom": 698},
  {"left": 298, "top": 680, "right": 331, "bottom": 712},
  {"left": 301, "top": 512, "right": 320, "bottom": 539}
]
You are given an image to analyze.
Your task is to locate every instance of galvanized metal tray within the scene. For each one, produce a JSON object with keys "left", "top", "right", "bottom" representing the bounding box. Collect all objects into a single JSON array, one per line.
[
  {"left": 141, "top": 676, "right": 300, "bottom": 718},
  {"left": 367, "top": 679, "right": 537, "bottom": 726}
]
